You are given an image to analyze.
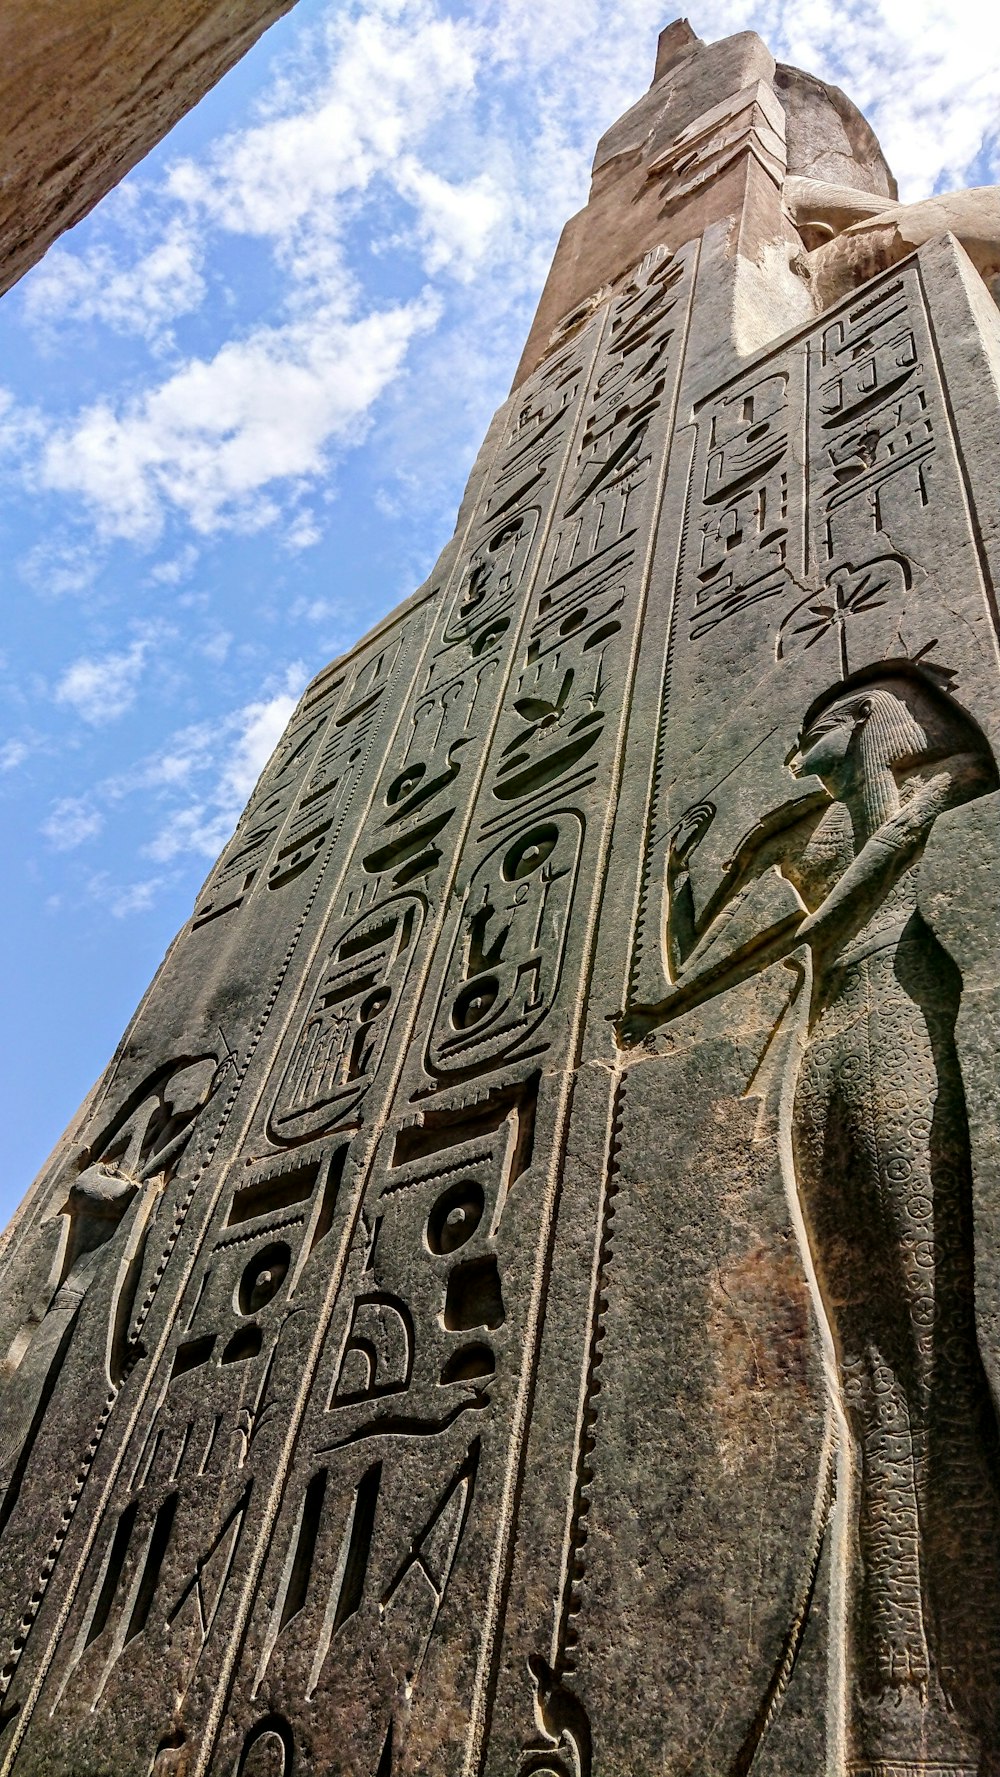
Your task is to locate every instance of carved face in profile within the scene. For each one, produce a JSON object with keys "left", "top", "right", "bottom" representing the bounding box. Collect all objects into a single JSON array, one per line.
[
  {"left": 787, "top": 667, "right": 992, "bottom": 807},
  {"left": 788, "top": 699, "right": 862, "bottom": 788}
]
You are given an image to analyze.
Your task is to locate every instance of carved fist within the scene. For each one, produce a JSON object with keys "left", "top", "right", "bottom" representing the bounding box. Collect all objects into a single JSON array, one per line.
[
  {"left": 669, "top": 801, "right": 715, "bottom": 863},
  {"left": 63, "top": 1163, "right": 139, "bottom": 1223}
]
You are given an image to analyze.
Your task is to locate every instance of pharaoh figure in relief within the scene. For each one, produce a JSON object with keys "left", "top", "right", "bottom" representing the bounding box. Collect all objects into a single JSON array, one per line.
[
  {"left": 0, "top": 1058, "right": 224, "bottom": 1535},
  {"left": 3, "top": 18, "right": 1000, "bottom": 1777},
  {"left": 623, "top": 660, "right": 1000, "bottom": 1767}
]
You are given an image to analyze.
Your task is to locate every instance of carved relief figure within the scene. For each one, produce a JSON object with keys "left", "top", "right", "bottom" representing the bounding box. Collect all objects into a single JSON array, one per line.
[
  {"left": 0, "top": 1057, "right": 223, "bottom": 1535},
  {"left": 622, "top": 663, "right": 1000, "bottom": 1771}
]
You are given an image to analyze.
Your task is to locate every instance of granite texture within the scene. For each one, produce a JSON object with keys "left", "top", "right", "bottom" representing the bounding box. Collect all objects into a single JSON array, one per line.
[{"left": 3, "top": 17, "right": 1000, "bottom": 1776}]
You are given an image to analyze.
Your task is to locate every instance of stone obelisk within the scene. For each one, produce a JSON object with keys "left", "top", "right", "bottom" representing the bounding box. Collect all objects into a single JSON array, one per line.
[{"left": 4, "top": 20, "right": 1000, "bottom": 1777}]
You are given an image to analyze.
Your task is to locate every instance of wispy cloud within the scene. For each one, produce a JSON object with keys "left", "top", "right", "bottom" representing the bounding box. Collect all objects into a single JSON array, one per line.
[
  {"left": 41, "top": 796, "right": 103, "bottom": 850},
  {"left": 0, "top": 739, "right": 28, "bottom": 772},
  {"left": 284, "top": 510, "right": 322, "bottom": 552},
  {"left": 87, "top": 873, "right": 163, "bottom": 918},
  {"left": 139, "top": 664, "right": 308, "bottom": 864},
  {"left": 147, "top": 545, "right": 199, "bottom": 586},
  {"left": 218, "top": 673, "right": 308, "bottom": 807},
  {"left": 31, "top": 664, "right": 309, "bottom": 913},
  {"left": 19, "top": 539, "right": 104, "bottom": 600},
  {"left": 53, "top": 637, "right": 150, "bottom": 724},
  {"left": 23, "top": 218, "right": 205, "bottom": 345}
]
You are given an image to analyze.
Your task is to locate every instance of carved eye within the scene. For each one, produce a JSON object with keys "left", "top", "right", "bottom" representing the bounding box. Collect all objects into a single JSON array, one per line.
[
  {"left": 472, "top": 617, "right": 509, "bottom": 655},
  {"left": 452, "top": 977, "right": 499, "bottom": 1029},
  {"left": 503, "top": 823, "right": 559, "bottom": 881},
  {"left": 359, "top": 988, "right": 391, "bottom": 1023},
  {"left": 427, "top": 1180, "right": 485, "bottom": 1254},
  {"left": 386, "top": 763, "right": 425, "bottom": 806},
  {"left": 237, "top": 1241, "right": 291, "bottom": 1316}
]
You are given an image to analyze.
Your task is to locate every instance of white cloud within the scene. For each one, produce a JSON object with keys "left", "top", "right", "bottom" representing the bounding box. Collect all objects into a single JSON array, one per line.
[
  {"left": 42, "top": 797, "right": 103, "bottom": 850},
  {"left": 22, "top": 219, "right": 205, "bottom": 342},
  {"left": 87, "top": 873, "right": 162, "bottom": 917},
  {"left": 199, "top": 630, "right": 232, "bottom": 663},
  {"left": 54, "top": 638, "right": 149, "bottom": 724},
  {"left": 0, "top": 739, "right": 28, "bottom": 772},
  {"left": 147, "top": 544, "right": 199, "bottom": 586},
  {"left": 142, "top": 664, "right": 308, "bottom": 864},
  {"left": 32, "top": 665, "right": 309, "bottom": 917},
  {"left": 11, "top": 3, "right": 498, "bottom": 543},
  {"left": 40, "top": 295, "right": 439, "bottom": 540},
  {"left": 284, "top": 510, "right": 322, "bottom": 551},
  {"left": 220, "top": 676, "right": 306, "bottom": 806},
  {"left": 19, "top": 539, "right": 103, "bottom": 599},
  {"left": 289, "top": 593, "right": 343, "bottom": 623},
  {"left": 165, "top": 4, "right": 482, "bottom": 255},
  {"left": 388, "top": 162, "right": 506, "bottom": 279}
]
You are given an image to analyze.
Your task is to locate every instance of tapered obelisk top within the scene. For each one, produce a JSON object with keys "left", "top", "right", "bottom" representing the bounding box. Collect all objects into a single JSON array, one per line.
[{"left": 514, "top": 16, "right": 896, "bottom": 383}]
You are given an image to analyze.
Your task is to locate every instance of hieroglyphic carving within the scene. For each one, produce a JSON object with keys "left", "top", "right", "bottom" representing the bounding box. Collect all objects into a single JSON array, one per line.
[
  {"left": 0, "top": 1057, "right": 225, "bottom": 1535},
  {"left": 803, "top": 274, "right": 945, "bottom": 674},
  {"left": 686, "top": 359, "right": 800, "bottom": 642},
  {"left": 0, "top": 597, "right": 436, "bottom": 1746},
  {"left": 168, "top": 245, "right": 692, "bottom": 1777},
  {"left": 267, "top": 895, "right": 424, "bottom": 1142},
  {"left": 623, "top": 664, "right": 1000, "bottom": 1772},
  {"left": 259, "top": 342, "right": 594, "bottom": 1160},
  {"left": 181, "top": 1076, "right": 537, "bottom": 1775},
  {"left": 427, "top": 245, "right": 695, "bottom": 1087},
  {"left": 0, "top": 312, "right": 608, "bottom": 1777},
  {"left": 426, "top": 815, "right": 582, "bottom": 1078},
  {"left": 614, "top": 254, "right": 1000, "bottom": 1776},
  {"left": 192, "top": 641, "right": 405, "bottom": 928},
  {"left": 771, "top": 272, "right": 953, "bottom": 688}
]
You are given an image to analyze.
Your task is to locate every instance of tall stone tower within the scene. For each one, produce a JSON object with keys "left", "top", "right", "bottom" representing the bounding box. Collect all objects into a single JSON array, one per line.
[{"left": 4, "top": 20, "right": 1000, "bottom": 1777}]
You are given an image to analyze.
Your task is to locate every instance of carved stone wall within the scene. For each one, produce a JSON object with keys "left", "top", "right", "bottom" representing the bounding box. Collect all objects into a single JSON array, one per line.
[
  {"left": 0, "top": 0, "right": 298, "bottom": 298},
  {"left": 3, "top": 19, "right": 1000, "bottom": 1777}
]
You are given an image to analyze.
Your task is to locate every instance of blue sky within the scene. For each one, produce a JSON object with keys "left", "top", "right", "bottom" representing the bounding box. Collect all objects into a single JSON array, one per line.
[{"left": 2, "top": 0, "right": 999, "bottom": 1221}]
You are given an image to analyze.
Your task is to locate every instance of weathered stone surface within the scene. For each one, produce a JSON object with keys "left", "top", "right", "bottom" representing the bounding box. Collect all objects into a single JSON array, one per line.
[
  {"left": 802, "top": 184, "right": 1000, "bottom": 306},
  {"left": 3, "top": 17, "right": 1000, "bottom": 1777},
  {"left": 0, "top": 0, "right": 298, "bottom": 299}
]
